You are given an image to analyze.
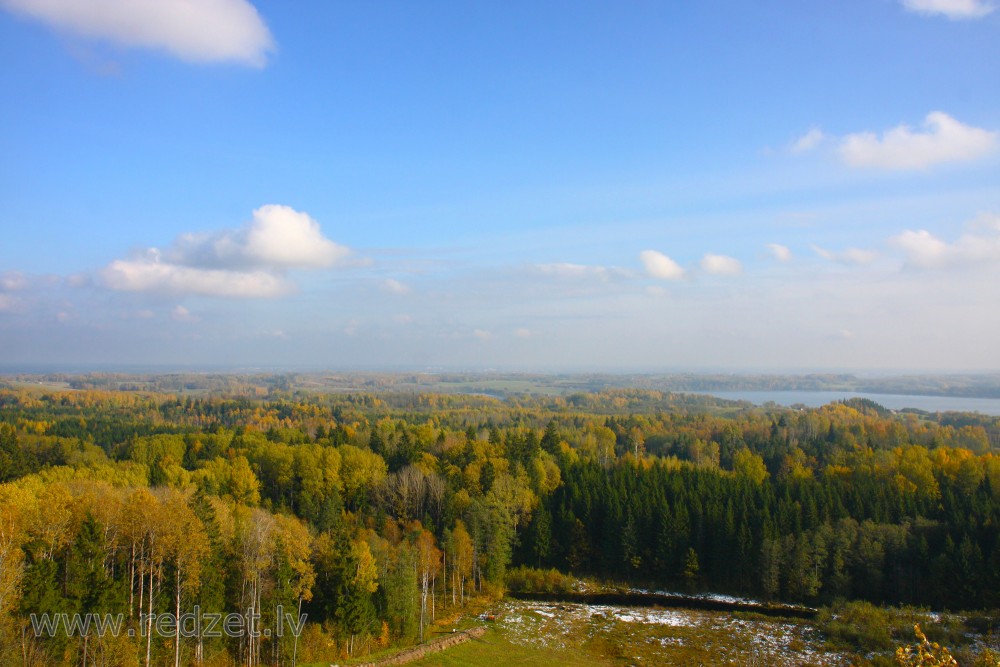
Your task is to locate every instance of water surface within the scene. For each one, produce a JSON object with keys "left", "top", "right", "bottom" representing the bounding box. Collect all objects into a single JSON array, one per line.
[{"left": 697, "top": 390, "right": 1000, "bottom": 416}]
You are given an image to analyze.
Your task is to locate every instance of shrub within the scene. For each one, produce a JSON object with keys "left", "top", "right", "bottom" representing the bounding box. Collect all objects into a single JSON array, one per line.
[
  {"left": 819, "top": 600, "right": 894, "bottom": 652},
  {"left": 505, "top": 566, "right": 576, "bottom": 594},
  {"left": 894, "top": 624, "right": 958, "bottom": 666}
]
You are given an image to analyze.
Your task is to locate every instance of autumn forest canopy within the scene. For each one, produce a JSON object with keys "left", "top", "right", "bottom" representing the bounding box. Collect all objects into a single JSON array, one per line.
[{"left": 1, "top": 376, "right": 1000, "bottom": 666}]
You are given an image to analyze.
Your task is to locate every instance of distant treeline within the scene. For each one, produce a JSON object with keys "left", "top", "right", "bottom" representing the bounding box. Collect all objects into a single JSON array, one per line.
[{"left": 5, "top": 369, "right": 1000, "bottom": 398}]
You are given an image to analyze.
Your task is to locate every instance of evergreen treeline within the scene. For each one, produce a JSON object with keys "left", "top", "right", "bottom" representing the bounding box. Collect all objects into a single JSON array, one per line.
[{"left": 1, "top": 386, "right": 999, "bottom": 666}]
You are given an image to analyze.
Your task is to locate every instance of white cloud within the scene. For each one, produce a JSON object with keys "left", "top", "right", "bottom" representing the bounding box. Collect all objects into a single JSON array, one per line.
[
  {"left": 968, "top": 212, "right": 1000, "bottom": 232},
  {"left": 100, "top": 205, "right": 348, "bottom": 298},
  {"left": 102, "top": 258, "right": 293, "bottom": 298},
  {"left": 473, "top": 329, "right": 493, "bottom": 341},
  {"left": 811, "top": 245, "right": 878, "bottom": 265},
  {"left": 700, "top": 253, "right": 742, "bottom": 276},
  {"left": 514, "top": 328, "right": 532, "bottom": 338},
  {"left": 839, "top": 112, "right": 997, "bottom": 170},
  {"left": 535, "top": 262, "right": 627, "bottom": 281},
  {"left": 766, "top": 243, "right": 793, "bottom": 262},
  {"left": 170, "top": 205, "right": 349, "bottom": 270},
  {"left": 1, "top": 271, "right": 28, "bottom": 291},
  {"left": 901, "top": 0, "right": 995, "bottom": 19},
  {"left": 0, "top": 0, "right": 274, "bottom": 66},
  {"left": 383, "top": 278, "right": 411, "bottom": 295},
  {"left": 790, "top": 128, "right": 825, "bottom": 153},
  {"left": 639, "top": 250, "right": 686, "bottom": 280},
  {"left": 240, "top": 205, "right": 347, "bottom": 268},
  {"left": 171, "top": 305, "right": 197, "bottom": 322},
  {"left": 890, "top": 230, "right": 951, "bottom": 268},
  {"left": 890, "top": 219, "right": 1000, "bottom": 269}
]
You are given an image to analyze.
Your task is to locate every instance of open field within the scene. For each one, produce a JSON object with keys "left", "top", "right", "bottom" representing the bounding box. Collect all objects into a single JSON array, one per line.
[
  {"left": 406, "top": 599, "right": 848, "bottom": 667},
  {"left": 316, "top": 594, "right": 1000, "bottom": 667}
]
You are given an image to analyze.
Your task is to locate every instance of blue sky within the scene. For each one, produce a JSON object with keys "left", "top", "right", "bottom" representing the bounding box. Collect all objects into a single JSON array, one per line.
[{"left": 1, "top": 0, "right": 999, "bottom": 371}]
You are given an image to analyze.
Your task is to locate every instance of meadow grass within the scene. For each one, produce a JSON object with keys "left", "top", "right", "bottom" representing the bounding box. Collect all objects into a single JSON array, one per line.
[
  {"left": 305, "top": 599, "right": 998, "bottom": 667},
  {"left": 407, "top": 626, "right": 607, "bottom": 667},
  {"left": 407, "top": 600, "right": 843, "bottom": 667}
]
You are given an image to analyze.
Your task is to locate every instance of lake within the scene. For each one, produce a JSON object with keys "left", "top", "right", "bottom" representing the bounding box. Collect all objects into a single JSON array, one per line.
[{"left": 696, "top": 390, "right": 1000, "bottom": 416}]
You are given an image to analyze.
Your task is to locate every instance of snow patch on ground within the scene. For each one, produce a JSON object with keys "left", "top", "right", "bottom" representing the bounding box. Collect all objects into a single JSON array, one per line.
[
  {"left": 593, "top": 606, "right": 695, "bottom": 627},
  {"left": 628, "top": 587, "right": 765, "bottom": 607},
  {"left": 494, "top": 598, "right": 847, "bottom": 665}
]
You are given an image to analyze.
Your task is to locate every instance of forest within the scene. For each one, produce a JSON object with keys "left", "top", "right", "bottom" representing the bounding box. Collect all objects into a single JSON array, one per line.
[{"left": 1, "top": 380, "right": 999, "bottom": 666}]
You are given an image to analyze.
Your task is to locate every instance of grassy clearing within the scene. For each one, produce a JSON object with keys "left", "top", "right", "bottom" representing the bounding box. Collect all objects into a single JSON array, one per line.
[
  {"left": 406, "top": 600, "right": 844, "bottom": 667},
  {"left": 407, "top": 626, "right": 605, "bottom": 667},
  {"left": 314, "top": 598, "right": 1000, "bottom": 667}
]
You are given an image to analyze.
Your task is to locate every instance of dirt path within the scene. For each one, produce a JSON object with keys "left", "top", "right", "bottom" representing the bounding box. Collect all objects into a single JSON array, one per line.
[{"left": 350, "top": 626, "right": 488, "bottom": 667}]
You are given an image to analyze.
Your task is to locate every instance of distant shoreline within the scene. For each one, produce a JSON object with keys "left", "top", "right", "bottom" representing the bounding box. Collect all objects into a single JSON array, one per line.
[
  {"left": 695, "top": 390, "right": 1000, "bottom": 416},
  {"left": 4, "top": 371, "right": 1000, "bottom": 409}
]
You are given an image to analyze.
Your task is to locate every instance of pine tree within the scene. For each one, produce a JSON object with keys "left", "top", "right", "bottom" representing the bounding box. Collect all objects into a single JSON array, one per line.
[{"left": 683, "top": 547, "right": 700, "bottom": 592}]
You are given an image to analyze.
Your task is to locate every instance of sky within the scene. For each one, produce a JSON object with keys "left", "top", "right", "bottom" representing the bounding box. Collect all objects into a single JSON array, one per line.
[{"left": 1, "top": 0, "right": 999, "bottom": 372}]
